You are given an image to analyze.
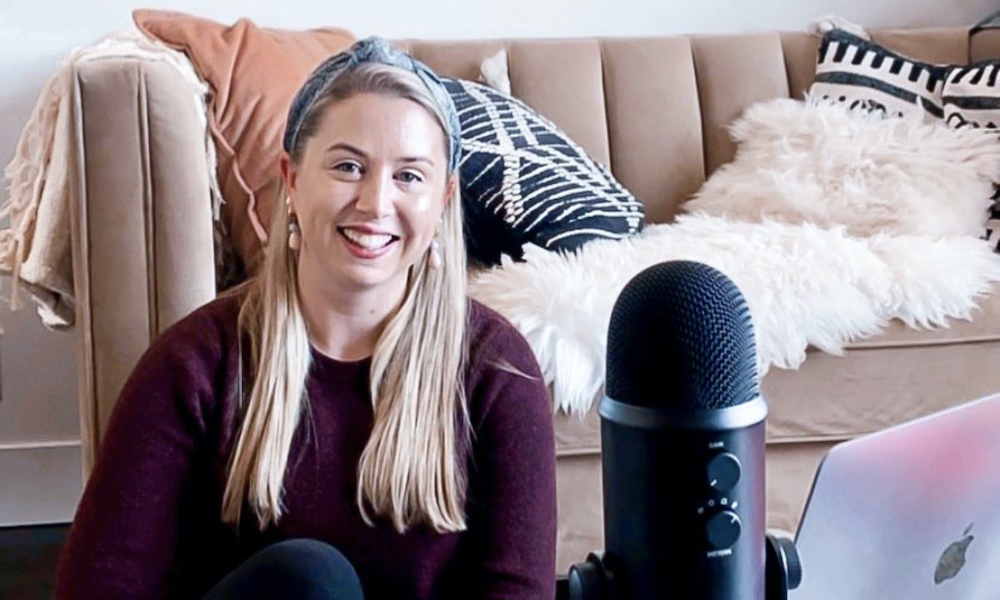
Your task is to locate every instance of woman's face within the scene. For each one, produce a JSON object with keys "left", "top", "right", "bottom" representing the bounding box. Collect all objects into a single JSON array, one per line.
[{"left": 283, "top": 92, "right": 453, "bottom": 298}]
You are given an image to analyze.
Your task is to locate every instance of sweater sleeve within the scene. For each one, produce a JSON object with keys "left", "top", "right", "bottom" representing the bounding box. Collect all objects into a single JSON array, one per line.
[
  {"left": 55, "top": 307, "right": 226, "bottom": 600},
  {"left": 466, "top": 313, "right": 558, "bottom": 600}
]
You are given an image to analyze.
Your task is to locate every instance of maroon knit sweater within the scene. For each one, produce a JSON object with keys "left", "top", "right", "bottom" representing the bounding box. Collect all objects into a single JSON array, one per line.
[{"left": 55, "top": 295, "right": 557, "bottom": 600}]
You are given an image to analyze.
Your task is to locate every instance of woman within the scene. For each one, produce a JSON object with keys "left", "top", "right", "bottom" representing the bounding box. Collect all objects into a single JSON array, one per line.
[{"left": 55, "top": 37, "right": 557, "bottom": 600}]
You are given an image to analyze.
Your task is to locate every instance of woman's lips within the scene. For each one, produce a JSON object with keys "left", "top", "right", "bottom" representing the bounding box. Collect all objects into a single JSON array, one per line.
[{"left": 337, "top": 226, "right": 399, "bottom": 258}]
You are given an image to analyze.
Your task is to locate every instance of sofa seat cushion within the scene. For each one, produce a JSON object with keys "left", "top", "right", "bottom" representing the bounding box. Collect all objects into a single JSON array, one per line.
[
  {"left": 553, "top": 282, "right": 1000, "bottom": 456},
  {"left": 845, "top": 281, "right": 1000, "bottom": 349}
]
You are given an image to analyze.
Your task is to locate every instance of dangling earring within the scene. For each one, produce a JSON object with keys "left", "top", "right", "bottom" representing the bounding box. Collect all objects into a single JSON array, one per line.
[
  {"left": 288, "top": 217, "right": 301, "bottom": 251},
  {"left": 428, "top": 216, "right": 444, "bottom": 269},
  {"left": 428, "top": 238, "right": 443, "bottom": 269}
]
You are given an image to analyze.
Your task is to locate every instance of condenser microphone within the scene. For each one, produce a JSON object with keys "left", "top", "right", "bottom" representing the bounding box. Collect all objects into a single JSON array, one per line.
[{"left": 568, "top": 260, "right": 799, "bottom": 600}]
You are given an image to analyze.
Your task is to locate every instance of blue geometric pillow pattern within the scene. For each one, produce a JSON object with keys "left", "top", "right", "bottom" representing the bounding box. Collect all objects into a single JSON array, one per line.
[
  {"left": 809, "top": 29, "right": 947, "bottom": 121},
  {"left": 442, "top": 78, "right": 645, "bottom": 266}
]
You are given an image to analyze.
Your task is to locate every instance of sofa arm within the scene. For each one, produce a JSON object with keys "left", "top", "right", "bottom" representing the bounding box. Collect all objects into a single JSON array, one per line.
[{"left": 69, "top": 57, "right": 217, "bottom": 474}]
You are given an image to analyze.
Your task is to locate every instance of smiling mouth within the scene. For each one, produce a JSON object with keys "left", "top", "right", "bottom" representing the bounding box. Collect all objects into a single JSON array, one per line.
[{"left": 337, "top": 227, "right": 399, "bottom": 250}]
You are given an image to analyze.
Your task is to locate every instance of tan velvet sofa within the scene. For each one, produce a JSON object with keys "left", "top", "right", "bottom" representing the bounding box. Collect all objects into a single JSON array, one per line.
[{"left": 67, "top": 25, "right": 1000, "bottom": 575}]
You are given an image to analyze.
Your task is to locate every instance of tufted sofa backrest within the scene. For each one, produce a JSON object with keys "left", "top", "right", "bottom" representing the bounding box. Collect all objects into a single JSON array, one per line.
[
  {"left": 399, "top": 27, "right": 972, "bottom": 226},
  {"left": 70, "top": 25, "right": 981, "bottom": 469}
]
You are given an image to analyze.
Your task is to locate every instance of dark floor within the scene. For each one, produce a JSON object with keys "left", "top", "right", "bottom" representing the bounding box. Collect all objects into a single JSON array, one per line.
[
  {"left": 0, "top": 524, "right": 569, "bottom": 600},
  {"left": 0, "top": 524, "right": 68, "bottom": 600}
]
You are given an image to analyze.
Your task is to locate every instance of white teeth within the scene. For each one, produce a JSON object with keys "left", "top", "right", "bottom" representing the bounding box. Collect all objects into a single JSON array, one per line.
[{"left": 341, "top": 228, "right": 394, "bottom": 249}]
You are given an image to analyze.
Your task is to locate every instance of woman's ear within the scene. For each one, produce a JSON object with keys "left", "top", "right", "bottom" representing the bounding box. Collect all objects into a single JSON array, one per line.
[
  {"left": 444, "top": 173, "right": 458, "bottom": 206},
  {"left": 280, "top": 153, "right": 297, "bottom": 195}
]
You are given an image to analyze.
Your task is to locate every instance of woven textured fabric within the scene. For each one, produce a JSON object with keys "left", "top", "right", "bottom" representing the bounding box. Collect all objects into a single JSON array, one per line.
[
  {"left": 986, "top": 187, "right": 1000, "bottom": 253},
  {"left": 809, "top": 29, "right": 947, "bottom": 121},
  {"left": 943, "top": 61, "right": 1000, "bottom": 130},
  {"left": 444, "top": 78, "right": 645, "bottom": 266},
  {"left": 941, "top": 62, "right": 1000, "bottom": 252}
]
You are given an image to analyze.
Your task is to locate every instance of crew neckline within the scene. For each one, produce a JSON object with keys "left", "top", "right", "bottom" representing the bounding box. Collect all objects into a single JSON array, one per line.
[{"left": 309, "top": 347, "right": 372, "bottom": 382}]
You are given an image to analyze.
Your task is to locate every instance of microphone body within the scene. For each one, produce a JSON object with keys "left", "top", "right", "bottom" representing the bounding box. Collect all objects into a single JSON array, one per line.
[
  {"left": 568, "top": 260, "right": 793, "bottom": 600},
  {"left": 599, "top": 396, "right": 767, "bottom": 600}
]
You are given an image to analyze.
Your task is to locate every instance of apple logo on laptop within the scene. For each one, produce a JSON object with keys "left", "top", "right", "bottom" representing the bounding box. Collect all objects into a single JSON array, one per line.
[{"left": 934, "top": 523, "right": 974, "bottom": 584}]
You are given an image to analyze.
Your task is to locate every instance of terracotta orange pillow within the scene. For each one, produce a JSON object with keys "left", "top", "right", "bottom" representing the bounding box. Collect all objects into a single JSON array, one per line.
[{"left": 133, "top": 9, "right": 355, "bottom": 272}]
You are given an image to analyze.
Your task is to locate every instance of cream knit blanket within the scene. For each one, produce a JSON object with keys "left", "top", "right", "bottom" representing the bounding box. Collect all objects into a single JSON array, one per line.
[{"left": 0, "top": 30, "right": 214, "bottom": 328}]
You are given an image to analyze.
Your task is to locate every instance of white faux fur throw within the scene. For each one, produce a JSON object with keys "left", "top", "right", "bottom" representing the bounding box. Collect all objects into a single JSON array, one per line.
[
  {"left": 684, "top": 98, "right": 1000, "bottom": 238},
  {"left": 469, "top": 99, "right": 1000, "bottom": 416}
]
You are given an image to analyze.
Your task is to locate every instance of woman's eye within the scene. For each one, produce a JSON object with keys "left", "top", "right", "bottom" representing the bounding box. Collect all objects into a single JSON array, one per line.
[
  {"left": 333, "top": 162, "right": 362, "bottom": 175},
  {"left": 398, "top": 171, "right": 423, "bottom": 184}
]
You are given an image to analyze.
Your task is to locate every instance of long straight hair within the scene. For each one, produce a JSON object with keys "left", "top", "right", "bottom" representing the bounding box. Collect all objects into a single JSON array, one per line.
[{"left": 221, "top": 64, "right": 470, "bottom": 533}]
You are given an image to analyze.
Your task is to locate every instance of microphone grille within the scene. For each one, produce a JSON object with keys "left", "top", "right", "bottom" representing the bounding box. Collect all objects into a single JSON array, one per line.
[{"left": 606, "top": 260, "right": 759, "bottom": 410}]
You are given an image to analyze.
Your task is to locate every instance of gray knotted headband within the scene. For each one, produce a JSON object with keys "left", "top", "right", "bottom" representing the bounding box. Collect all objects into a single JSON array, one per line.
[{"left": 282, "top": 36, "right": 462, "bottom": 173}]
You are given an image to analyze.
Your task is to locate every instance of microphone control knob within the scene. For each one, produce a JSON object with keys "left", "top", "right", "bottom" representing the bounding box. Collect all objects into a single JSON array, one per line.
[
  {"left": 706, "top": 452, "right": 742, "bottom": 492},
  {"left": 705, "top": 509, "right": 742, "bottom": 550}
]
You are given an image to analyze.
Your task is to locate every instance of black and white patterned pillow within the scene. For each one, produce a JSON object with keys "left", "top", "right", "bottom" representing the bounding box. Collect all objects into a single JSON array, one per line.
[
  {"left": 985, "top": 187, "right": 1000, "bottom": 253},
  {"left": 941, "top": 62, "right": 1000, "bottom": 251},
  {"left": 443, "top": 78, "right": 645, "bottom": 266},
  {"left": 809, "top": 29, "right": 947, "bottom": 121},
  {"left": 943, "top": 61, "right": 1000, "bottom": 129}
]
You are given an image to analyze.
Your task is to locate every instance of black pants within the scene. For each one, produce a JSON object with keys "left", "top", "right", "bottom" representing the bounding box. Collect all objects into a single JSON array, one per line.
[{"left": 202, "top": 539, "right": 364, "bottom": 600}]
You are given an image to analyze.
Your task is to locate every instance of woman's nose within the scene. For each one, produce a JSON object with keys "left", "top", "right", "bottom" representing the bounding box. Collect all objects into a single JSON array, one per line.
[{"left": 355, "top": 173, "right": 394, "bottom": 216}]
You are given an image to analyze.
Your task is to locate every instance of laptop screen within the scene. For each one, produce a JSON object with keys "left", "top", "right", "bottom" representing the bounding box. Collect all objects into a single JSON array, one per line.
[{"left": 790, "top": 393, "right": 1000, "bottom": 600}]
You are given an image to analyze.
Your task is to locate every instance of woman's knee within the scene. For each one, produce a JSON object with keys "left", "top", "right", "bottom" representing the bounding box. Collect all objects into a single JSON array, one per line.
[
  {"left": 259, "top": 539, "right": 355, "bottom": 575},
  {"left": 256, "top": 540, "right": 362, "bottom": 599},
  {"left": 205, "top": 539, "right": 364, "bottom": 600}
]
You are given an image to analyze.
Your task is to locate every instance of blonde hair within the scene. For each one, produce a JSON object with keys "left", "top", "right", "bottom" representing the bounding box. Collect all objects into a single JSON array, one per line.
[{"left": 222, "top": 64, "right": 470, "bottom": 533}]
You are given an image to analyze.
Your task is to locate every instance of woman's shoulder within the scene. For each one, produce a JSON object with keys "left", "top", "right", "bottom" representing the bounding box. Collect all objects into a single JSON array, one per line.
[
  {"left": 159, "top": 292, "right": 243, "bottom": 346},
  {"left": 466, "top": 299, "right": 534, "bottom": 364},
  {"left": 464, "top": 299, "right": 552, "bottom": 433},
  {"left": 140, "top": 291, "right": 244, "bottom": 370},
  {"left": 465, "top": 299, "right": 545, "bottom": 388},
  {"left": 114, "top": 291, "right": 245, "bottom": 423}
]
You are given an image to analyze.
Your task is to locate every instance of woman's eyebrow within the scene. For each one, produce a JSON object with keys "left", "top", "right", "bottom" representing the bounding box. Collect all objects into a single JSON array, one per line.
[
  {"left": 325, "top": 142, "right": 436, "bottom": 167},
  {"left": 324, "top": 142, "right": 368, "bottom": 157},
  {"left": 399, "top": 155, "right": 435, "bottom": 166}
]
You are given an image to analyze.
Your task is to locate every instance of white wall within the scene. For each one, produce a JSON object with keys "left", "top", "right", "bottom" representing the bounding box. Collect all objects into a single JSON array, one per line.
[{"left": 0, "top": 0, "right": 995, "bottom": 525}]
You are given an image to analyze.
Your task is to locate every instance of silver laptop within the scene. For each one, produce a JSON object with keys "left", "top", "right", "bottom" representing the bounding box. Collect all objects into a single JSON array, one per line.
[{"left": 790, "top": 392, "right": 1000, "bottom": 600}]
